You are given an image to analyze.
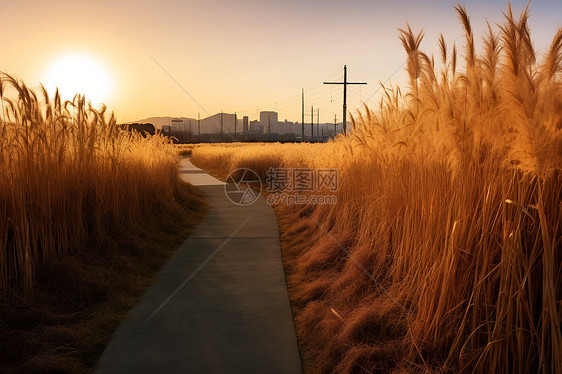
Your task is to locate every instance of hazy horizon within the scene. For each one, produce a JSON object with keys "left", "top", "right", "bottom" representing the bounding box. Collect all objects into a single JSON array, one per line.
[{"left": 3, "top": 0, "right": 561, "bottom": 124}]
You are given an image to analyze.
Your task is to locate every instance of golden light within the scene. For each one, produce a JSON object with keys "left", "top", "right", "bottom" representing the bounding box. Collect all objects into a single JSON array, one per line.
[{"left": 44, "top": 53, "right": 113, "bottom": 105}]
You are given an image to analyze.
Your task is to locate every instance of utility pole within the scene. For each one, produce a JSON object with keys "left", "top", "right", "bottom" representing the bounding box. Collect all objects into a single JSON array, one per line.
[
  {"left": 324, "top": 65, "right": 366, "bottom": 135},
  {"left": 334, "top": 114, "right": 337, "bottom": 137},
  {"left": 220, "top": 111, "right": 223, "bottom": 141},
  {"left": 301, "top": 89, "right": 305, "bottom": 141},
  {"left": 316, "top": 108, "right": 319, "bottom": 141},
  {"left": 311, "top": 106, "right": 314, "bottom": 141},
  {"left": 234, "top": 112, "right": 237, "bottom": 135}
]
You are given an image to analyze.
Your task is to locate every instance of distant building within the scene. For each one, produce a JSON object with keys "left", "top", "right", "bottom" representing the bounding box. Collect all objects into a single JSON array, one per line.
[
  {"left": 243, "top": 116, "right": 249, "bottom": 134},
  {"left": 249, "top": 120, "right": 260, "bottom": 133},
  {"left": 197, "top": 113, "right": 236, "bottom": 135},
  {"left": 260, "top": 111, "right": 278, "bottom": 134},
  {"left": 171, "top": 118, "right": 185, "bottom": 132}
]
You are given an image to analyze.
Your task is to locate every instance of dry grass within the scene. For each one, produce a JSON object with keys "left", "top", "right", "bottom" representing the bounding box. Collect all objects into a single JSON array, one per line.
[
  {"left": 0, "top": 73, "right": 189, "bottom": 293},
  {"left": 191, "top": 4, "right": 562, "bottom": 373},
  {"left": 0, "top": 73, "right": 207, "bottom": 372},
  {"left": 0, "top": 181, "right": 206, "bottom": 374}
]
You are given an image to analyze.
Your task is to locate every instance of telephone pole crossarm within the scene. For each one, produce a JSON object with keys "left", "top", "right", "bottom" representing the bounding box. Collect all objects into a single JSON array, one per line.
[{"left": 323, "top": 65, "right": 366, "bottom": 135}]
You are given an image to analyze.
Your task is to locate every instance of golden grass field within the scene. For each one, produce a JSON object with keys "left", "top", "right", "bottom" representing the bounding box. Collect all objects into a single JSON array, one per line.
[
  {"left": 191, "top": 5, "right": 562, "bottom": 373},
  {"left": 0, "top": 74, "right": 190, "bottom": 293},
  {"left": 0, "top": 74, "right": 206, "bottom": 372}
]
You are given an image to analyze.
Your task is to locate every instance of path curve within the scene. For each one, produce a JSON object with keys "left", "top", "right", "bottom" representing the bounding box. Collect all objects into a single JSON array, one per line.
[{"left": 95, "top": 158, "right": 303, "bottom": 374}]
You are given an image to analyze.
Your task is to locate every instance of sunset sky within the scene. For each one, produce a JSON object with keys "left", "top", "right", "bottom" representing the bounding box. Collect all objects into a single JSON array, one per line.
[{"left": 3, "top": 0, "right": 561, "bottom": 123}]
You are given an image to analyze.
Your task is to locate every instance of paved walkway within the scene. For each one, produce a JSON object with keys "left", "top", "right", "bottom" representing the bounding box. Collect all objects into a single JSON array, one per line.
[{"left": 95, "top": 158, "right": 302, "bottom": 374}]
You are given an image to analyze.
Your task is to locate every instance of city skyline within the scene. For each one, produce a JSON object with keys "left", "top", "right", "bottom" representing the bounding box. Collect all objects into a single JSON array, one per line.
[
  {"left": 154, "top": 109, "right": 341, "bottom": 143},
  {"left": 153, "top": 110, "right": 341, "bottom": 132}
]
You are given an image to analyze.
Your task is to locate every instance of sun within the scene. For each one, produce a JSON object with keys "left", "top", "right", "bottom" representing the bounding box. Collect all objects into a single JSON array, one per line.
[{"left": 45, "top": 53, "right": 113, "bottom": 105}]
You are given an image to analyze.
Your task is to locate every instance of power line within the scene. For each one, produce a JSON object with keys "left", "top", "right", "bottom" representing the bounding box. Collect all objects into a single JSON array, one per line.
[
  {"left": 235, "top": 68, "right": 344, "bottom": 116},
  {"left": 363, "top": 61, "right": 407, "bottom": 104}
]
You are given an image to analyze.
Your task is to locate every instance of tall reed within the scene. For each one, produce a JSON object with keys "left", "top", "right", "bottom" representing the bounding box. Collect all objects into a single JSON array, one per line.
[{"left": 0, "top": 73, "right": 181, "bottom": 294}]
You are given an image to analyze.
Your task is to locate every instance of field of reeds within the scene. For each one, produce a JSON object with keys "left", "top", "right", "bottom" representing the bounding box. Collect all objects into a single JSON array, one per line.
[
  {"left": 0, "top": 73, "right": 199, "bottom": 294},
  {"left": 192, "top": 4, "right": 561, "bottom": 373},
  {"left": 0, "top": 73, "right": 206, "bottom": 372}
]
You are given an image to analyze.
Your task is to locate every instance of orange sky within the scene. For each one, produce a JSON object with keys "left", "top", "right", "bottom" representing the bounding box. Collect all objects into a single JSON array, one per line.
[{"left": 2, "top": 0, "right": 561, "bottom": 123}]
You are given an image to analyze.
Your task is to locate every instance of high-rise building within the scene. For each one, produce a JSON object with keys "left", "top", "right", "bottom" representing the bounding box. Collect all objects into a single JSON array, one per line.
[
  {"left": 259, "top": 111, "right": 278, "bottom": 134},
  {"left": 243, "top": 116, "right": 249, "bottom": 134}
]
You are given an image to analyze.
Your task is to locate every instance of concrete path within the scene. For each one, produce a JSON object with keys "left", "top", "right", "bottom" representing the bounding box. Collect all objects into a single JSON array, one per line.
[{"left": 95, "top": 158, "right": 302, "bottom": 374}]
